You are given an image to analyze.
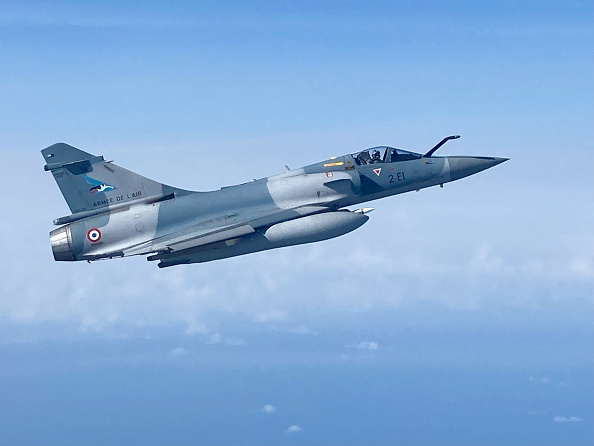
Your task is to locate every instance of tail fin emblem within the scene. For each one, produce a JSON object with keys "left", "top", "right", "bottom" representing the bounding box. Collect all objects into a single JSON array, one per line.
[{"left": 82, "top": 174, "right": 116, "bottom": 195}]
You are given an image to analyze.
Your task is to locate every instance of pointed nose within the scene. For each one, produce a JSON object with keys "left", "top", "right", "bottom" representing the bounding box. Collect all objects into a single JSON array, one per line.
[{"left": 448, "top": 156, "right": 508, "bottom": 181}]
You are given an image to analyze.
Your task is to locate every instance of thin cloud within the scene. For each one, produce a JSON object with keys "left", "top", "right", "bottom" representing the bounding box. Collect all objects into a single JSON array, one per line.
[
  {"left": 554, "top": 416, "right": 583, "bottom": 423},
  {"left": 347, "top": 341, "right": 379, "bottom": 351},
  {"left": 570, "top": 256, "right": 594, "bottom": 278},
  {"left": 529, "top": 376, "right": 552, "bottom": 384},
  {"left": 169, "top": 347, "right": 186, "bottom": 356},
  {"left": 255, "top": 310, "right": 287, "bottom": 323},
  {"left": 207, "top": 333, "right": 223, "bottom": 344},
  {"left": 289, "top": 325, "right": 318, "bottom": 335},
  {"left": 206, "top": 332, "right": 246, "bottom": 346},
  {"left": 224, "top": 337, "right": 246, "bottom": 346},
  {"left": 286, "top": 425, "right": 302, "bottom": 434},
  {"left": 0, "top": 10, "right": 206, "bottom": 29},
  {"left": 184, "top": 321, "right": 208, "bottom": 335},
  {"left": 261, "top": 404, "right": 276, "bottom": 414}
]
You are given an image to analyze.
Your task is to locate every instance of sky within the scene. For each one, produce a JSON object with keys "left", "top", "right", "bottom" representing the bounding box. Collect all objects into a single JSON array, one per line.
[{"left": 0, "top": 1, "right": 593, "bottom": 445}]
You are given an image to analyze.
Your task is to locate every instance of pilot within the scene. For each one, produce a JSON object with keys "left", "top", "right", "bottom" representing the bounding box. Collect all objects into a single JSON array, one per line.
[{"left": 371, "top": 150, "right": 381, "bottom": 163}]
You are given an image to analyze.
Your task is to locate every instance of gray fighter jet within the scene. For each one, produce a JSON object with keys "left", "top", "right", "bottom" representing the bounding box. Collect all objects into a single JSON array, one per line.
[{"left": 42, "top": 136, "right": 507, "bottom": 268}]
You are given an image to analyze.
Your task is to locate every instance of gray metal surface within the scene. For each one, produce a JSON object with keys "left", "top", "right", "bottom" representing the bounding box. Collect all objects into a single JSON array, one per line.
[
  {"left": 49, "top": 226, "right": 75, "bottom": 261},
  {"left": 41, "top": 137, "right": 508, "bottom": 267}
]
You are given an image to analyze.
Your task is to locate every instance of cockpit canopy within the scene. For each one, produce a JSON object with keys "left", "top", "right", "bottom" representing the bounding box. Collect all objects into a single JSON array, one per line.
[{"left": 352, "top": 146, "right": 421, "bottom": 165}]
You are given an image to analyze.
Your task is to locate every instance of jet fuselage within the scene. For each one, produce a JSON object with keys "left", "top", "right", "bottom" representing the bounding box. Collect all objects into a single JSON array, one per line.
[{"left": 43, "top": 140, "right": 507, "bottom": 267}]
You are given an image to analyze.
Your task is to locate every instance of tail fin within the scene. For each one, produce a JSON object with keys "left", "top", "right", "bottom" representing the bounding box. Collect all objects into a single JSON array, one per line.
[{"left": 42, "top": 143, "right": 188, "bottom": 214}]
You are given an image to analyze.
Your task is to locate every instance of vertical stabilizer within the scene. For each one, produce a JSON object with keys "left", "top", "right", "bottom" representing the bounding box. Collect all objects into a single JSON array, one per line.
[{"left": 42, "top": 143, "right": 187, "bottom": 214}]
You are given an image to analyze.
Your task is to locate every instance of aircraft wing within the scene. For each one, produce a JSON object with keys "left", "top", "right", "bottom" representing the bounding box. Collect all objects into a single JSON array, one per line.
[
  {"left": 153, "top": 223, "right": 256, "bottom": 253},
  {"left": 120, "top": 204, "right": 332, "bottom": 258}
]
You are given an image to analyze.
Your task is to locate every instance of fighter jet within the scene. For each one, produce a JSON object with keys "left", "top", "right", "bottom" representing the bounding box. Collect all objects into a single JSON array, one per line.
[{"left": 42, "top": 136, "right": 507, "bottom": 268}]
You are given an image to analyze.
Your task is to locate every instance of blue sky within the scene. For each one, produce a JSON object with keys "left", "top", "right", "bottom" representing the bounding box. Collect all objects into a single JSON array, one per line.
[{"left": 0, "top": 1, "right": 593, "bottom": 445}]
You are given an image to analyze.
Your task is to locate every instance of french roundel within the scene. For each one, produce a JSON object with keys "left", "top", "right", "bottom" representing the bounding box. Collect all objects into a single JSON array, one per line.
[{"left": 87, "top": 228, "right": 102, "bottom": 242}]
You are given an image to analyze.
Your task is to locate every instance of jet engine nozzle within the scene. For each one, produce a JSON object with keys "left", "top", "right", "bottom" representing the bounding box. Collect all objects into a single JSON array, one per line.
[{"left": 49, "top": 225, "right": 76, "bottom": 261}]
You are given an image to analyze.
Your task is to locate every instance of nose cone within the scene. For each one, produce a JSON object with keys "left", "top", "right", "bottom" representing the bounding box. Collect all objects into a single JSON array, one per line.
[{"left": 448, "top": 156, "right": 508, "bottom": 181}]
